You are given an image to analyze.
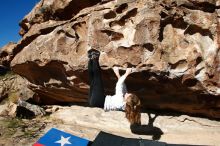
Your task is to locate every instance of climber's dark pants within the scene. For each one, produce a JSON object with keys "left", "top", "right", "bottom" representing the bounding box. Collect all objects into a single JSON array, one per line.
[{"left": 88, "top": 58, "right": 105, "bottom": 108}]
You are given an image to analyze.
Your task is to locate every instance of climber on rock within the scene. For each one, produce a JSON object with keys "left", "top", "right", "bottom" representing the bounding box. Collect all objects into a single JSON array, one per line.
[
  {"left": 104, "top": 66, "right": 141, "bottom": 125},
  {"left": 87, "top": 49, "right": 141, "bottom": 125}
]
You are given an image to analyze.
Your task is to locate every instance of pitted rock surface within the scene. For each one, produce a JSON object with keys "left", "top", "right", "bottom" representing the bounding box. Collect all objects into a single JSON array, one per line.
[{"left": 4, "top": 0, "right": 220, "bottom": 118}]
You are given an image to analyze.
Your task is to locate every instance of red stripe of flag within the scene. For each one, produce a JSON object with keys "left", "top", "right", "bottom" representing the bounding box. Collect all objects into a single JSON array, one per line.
[{"left": 32, "top": 143, "right": 45, "bottom": 146}]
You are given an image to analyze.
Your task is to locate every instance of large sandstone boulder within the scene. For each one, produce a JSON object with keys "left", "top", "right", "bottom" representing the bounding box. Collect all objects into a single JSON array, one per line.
[{"left": 10, "top": 0, "right": 220, "bottom": 118}]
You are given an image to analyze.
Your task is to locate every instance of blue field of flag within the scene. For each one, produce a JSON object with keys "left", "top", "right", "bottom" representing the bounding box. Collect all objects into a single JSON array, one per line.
[{"left": 33, "top": 128, "right": 89, "bottom": 146}]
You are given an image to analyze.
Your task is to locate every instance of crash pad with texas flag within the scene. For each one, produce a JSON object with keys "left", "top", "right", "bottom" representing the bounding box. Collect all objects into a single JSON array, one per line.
[{"left": 33, "top": 128, "right": 89, "bottom": 146}]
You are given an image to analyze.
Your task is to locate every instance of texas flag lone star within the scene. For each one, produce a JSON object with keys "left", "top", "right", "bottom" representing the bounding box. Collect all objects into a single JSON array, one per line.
[{"left": 33, "top": 128, "right": 89, "bottom": 146}]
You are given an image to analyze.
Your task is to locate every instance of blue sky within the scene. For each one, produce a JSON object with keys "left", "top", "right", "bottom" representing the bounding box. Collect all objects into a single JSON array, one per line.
[{"left": 0, "top": 0, "right": 40, "bottom": 48}]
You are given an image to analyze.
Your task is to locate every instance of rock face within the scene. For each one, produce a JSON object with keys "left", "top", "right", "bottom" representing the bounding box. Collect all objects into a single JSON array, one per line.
[
  {"left": 0, "top": 73, "right": 34, "bottom": 103},
  {"left": 8, "top": 0, "right": 220, "bottom": 118},
  {"left": 0, "top": 73, "right": 34, "bottom": 116},
  {"left": 0, "top": 42, "right": 16, "bottom": 68}
]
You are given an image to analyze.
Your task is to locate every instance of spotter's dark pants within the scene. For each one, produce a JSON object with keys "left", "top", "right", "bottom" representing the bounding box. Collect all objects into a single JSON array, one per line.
[{"left": 88, "top": 59, "right": 105, "bottom": 107}]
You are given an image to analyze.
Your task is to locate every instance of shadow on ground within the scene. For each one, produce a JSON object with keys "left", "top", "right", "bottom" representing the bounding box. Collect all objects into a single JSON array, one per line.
[{"left": 130, "top": 113, "right": 163, "bottom": 140}]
